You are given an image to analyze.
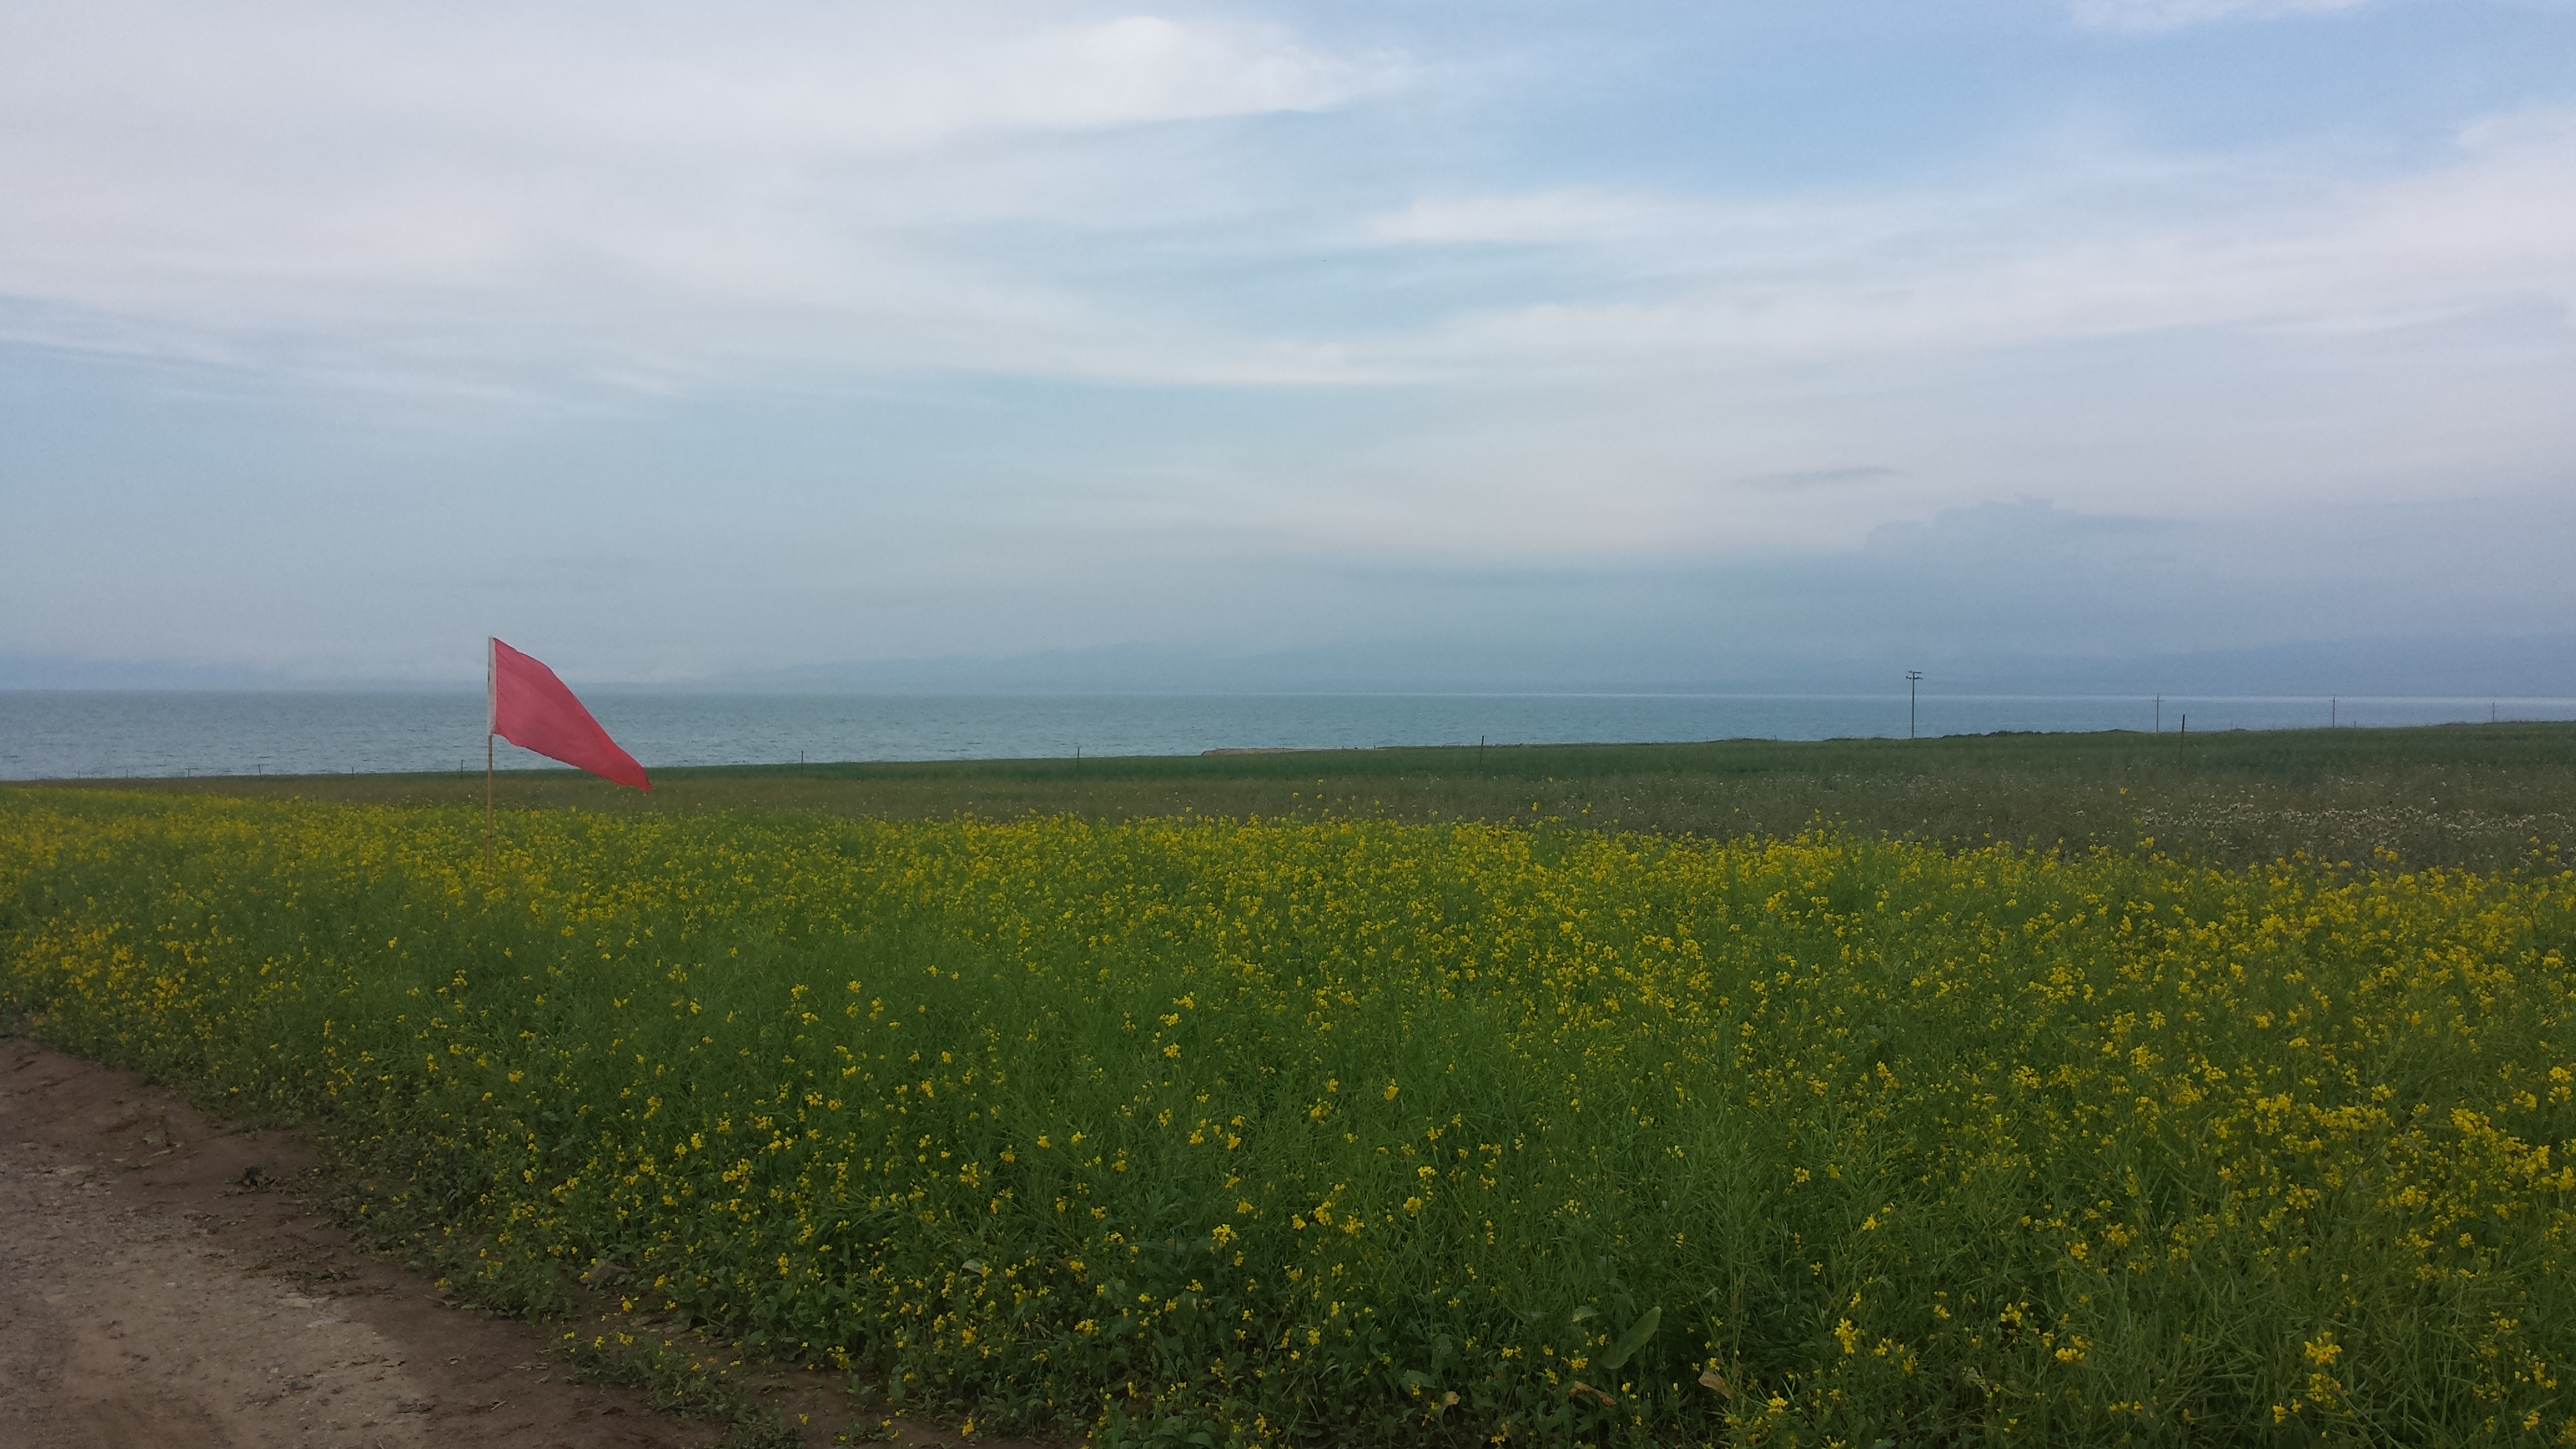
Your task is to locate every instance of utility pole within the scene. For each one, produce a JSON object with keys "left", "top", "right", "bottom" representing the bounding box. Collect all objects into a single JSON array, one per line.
[{"left": 1906, "top": 671, "right": 1923, "bottom": 740}]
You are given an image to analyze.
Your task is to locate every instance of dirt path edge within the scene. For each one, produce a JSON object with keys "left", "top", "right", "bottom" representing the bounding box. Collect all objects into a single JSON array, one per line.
[{"left": 0, "top": 1035, "right": 1021, "bottom": 1449}]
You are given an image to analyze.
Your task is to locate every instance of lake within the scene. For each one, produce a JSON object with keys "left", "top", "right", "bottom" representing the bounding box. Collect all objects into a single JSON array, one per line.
[{"left": 5, "top": 690, "right": 2570, "bottom": 781}]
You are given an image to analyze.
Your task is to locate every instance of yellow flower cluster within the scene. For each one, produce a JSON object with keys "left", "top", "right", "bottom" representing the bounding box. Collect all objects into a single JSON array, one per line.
[{"left": 2, "top": 791, "right": 2571, "bottom": 1446}]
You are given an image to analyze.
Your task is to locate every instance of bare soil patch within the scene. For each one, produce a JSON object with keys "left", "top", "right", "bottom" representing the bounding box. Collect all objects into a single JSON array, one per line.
[{"left": 0, "top": 1037, "right": 1002, "bottom": 1449}]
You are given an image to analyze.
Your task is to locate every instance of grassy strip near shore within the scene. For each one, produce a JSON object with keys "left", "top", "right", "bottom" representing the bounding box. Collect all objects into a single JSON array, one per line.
[
  {"left": 42, "top": 721, "right": 2576, "bottom": 872},
  {"left": 4, "top": 791, "right": 2573, "bottom": 1445}
]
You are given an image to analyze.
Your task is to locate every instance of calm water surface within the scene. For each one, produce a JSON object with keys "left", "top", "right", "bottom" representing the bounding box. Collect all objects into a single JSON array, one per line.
[{"left": 5, "top": 691, "right": 2570, "bottom": 781}]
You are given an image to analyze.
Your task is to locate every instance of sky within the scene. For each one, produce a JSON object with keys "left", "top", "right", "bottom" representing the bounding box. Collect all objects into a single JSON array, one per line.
[{"left": 3, "top": 0, "right": 2573, "bottom": 690}]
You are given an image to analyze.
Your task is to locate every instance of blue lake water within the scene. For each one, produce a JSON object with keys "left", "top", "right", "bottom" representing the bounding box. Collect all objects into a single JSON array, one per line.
[{"left": 4, "top": 691, "right": 2571, "bottom": 781}]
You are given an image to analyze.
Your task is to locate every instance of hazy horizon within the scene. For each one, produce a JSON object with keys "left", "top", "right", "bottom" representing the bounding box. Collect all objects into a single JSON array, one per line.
[{"left": 8, "top": 628, "right": 2574, "bottom": 701}]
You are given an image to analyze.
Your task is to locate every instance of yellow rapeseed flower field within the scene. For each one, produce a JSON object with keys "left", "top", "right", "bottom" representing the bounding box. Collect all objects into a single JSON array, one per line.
[{"left": 2, "top": 790, "right": 2570, "bottom": 1445}]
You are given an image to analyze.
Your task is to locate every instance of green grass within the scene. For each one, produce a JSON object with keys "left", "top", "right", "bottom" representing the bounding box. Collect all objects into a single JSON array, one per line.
[
  {"left": 38, "top": 720, "right": 2576, "bottom": 872},
  {"left": 9, "top": 723, "right": 2576, "bottom": 1443},
  {"left": 4, "top": 791, "right": 2573, "bottom": 1445}
]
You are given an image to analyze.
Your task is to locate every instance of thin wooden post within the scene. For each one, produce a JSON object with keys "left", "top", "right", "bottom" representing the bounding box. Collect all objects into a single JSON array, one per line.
[{"left": 485, "top": 733, "right": 495, "bottom": 882}]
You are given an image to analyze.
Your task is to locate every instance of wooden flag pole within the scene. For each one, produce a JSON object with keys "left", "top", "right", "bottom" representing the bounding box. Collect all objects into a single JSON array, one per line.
[{"left": 485, "top": 732, "right": 495, "bottom": 883}]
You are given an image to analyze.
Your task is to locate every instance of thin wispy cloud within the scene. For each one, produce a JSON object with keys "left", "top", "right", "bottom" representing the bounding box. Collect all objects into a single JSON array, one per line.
[
  {"left": 2071, "top": 0, "right": 2371, "bottom": 32},
  {"left": 0, "top": 2, "right": 1409, "bottom": 385},
  {"left": 8, "top": 2, "right": 2565, "bottom": 394},
  {"left": 1354, "top": 111, "right": 2576, "bottom": 371},
  {"left": 1740, "top": 467, "right": 1901, "bottom": 492}
]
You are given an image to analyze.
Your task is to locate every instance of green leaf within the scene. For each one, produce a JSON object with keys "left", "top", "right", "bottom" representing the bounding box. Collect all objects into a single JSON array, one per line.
[{"left": 1592, "top": 1305, "right": 1661, "bottom": 1375}]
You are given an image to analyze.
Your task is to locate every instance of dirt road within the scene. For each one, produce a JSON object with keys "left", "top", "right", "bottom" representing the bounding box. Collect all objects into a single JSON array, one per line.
[{"left": 0, "top": 1037, "right": 753, "bottom": 1448}]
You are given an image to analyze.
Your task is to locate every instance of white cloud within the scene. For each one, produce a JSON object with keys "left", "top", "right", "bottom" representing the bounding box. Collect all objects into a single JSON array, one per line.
[
  {"left": 9, "top": 0, "right": 2567, "bottom": 406},
  {"left": 2070, "top": 0, "right": 2370, "bottom": 32},
  {"left": 1246, "top": 114, "right": 2573, "bottom": 562},
  {"left": 1352, "top": 110, "right": 2576, "bottom": 371},
  {"left": 1362, "top": 189, "right": 1700, "bottom": 246},
  {"left": 1, "top": 2, "right": 1390, "bottom": 155},
  {"left": 0, "top": 1, "right": 1406, "bottom": 383}
]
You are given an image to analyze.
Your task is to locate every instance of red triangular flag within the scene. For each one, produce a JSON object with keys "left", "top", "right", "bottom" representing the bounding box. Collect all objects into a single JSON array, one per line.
[{"left": 488, "top": 638, "right": 650, "bottom": 791}]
